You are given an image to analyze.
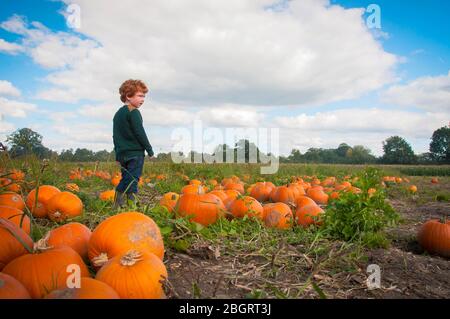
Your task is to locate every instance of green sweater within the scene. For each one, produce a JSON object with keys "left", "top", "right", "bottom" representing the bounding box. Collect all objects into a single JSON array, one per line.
[{"left": 113, "top": 105, "right": 154, "bottom": 161}]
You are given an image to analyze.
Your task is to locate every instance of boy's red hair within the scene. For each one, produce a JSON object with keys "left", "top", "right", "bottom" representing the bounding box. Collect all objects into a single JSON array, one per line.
[{"left": 119, "top": 79, "right": 149, "bottom": 103}]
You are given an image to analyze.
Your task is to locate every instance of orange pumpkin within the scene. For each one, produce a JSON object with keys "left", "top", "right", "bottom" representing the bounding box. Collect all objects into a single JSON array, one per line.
[
  {"left": 307, "top": 187, "right": 329, "bottom": 205},
  {"left": 417, "top": 219, "right": 450, "bottom": 258},
  {"left": 96, "top": 250, "right": 167, "bottom": 299},
  {"left": 45, "top": 277, "right": 119, "bottom": 299},
  {"left": 111, "top": 174, "right": 121, "bottom": 187},
  {"left": 263, "top": 203, "right": 293, "bottom": 229},
  {"left": 270, "top": 185, "right": 301, "bottom": 206},
  {"left": 409, "top": 185, "right": 418, "bottom": 193},
  {"left": 329, "top": 191, "right": 340, "bottom": 200},
  {"left": 0, "top": 206, "right": 30, "bottom": 234},
  {"left": 25, "top": 185, "right": 61, "bottom": 218},
  {"left": 99, "top": 190, "right": 116, "bottom": 202},
  {"left": 0, "top": 272, "right": 31, "bottom": 299},
  {"left": 431, "top": 177, "right": 439, "bottom": 184},
  {"left": 0, "top": 218, "right": 33, "bottom": 271},
  {"left": 159, "top": 192, "right": 180, "bottom": 213},
  {"left": 0, "top": 192, "right": 25, "bottom": 211},
  {"left": 208, "top": 190, "right": 228, "bottom": 202},
  {"left": 181, "top": 184, "right": 206, "bottom": 195},
  {"left": 46, "top": 192, "right": 83, "bottom": 222},
  {"left": 46, "top": 222, "right": 92, "bottom": 260},
  {"left": 250, "top": 182, "right": 276, "bottom": 203},
  {"left": 229, "top": 196, "right": 264, "bottom": 219},
  {"left": 88, "top": 212, "right": 164, "bottom": 268},
  {"left": 3, "top": 244, "right": 89, "bottom": 299},
  {"left": 295, "top": 203, "right": 324, "bottom": 227},
  {"left": 224, "top": 182, "right": 245, "bottom": 195},
  {"left": 189, "top": 179, "right": 202, "bottom": 186},
  {"left": 176, "top": 193, "right": 226, "bottom": 226},
  {"left": 296, "top": 196, "right": 317, "bottom": 208},
  {"left": 8, "top": 169, "right": 25, "bottom": 181}
]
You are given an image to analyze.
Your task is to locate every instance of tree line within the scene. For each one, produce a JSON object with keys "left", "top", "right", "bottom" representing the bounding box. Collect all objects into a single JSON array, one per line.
[{"left": 2, "top": 126, "right": 449, "bottom": 164}]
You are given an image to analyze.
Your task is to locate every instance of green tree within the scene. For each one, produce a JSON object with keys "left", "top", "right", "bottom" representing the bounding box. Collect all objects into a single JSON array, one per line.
[
  {"left": 349, "top": 145, "right": 376, "bottom": 164},
  {"left": 6, "top": 128, "right": 53, "bottom": 158},
  {"left": 381, "top": 136, "right": 416, "bottom": 164},
  {"left": 336, "top": 143, "right": 352, "bottom": 158},
  {"left": 429, "top": 126, "right": 450, "bottom": 163}
]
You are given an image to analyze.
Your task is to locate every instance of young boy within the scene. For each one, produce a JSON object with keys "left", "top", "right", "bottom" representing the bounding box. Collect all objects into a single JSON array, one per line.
[{"left": 113, "top": 79, "right": 154, "bottom": 208}]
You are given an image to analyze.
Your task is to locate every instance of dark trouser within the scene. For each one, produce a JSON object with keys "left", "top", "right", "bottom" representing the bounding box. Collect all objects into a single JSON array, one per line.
[{"left": 116, "top": 156, "right": 144, "bottom": 194}]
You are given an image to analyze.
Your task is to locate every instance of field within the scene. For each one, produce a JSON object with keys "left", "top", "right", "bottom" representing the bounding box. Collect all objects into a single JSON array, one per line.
[{"left": 1, "top": 156, "right": 449, "bottom": 299}]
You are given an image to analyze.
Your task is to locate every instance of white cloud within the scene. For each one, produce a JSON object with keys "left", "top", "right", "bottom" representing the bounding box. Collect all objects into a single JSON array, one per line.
[
  {"left": 1, "top": 0, "right": 397, "bottom": 107},
  {"left": 382, "top": 70, "right": 450, "bottom": 112},
  {"left": 0, "top": 97, "right": 37, "bottom": 117},
  {"left": 0, "top": 38, "right": 23, "bottom": 54},
  {"left": 0, "top": 80, "right": 21, "bottom": 97},
  {"left": 273, "top": 107, "right": 449, "bottom": 155}
]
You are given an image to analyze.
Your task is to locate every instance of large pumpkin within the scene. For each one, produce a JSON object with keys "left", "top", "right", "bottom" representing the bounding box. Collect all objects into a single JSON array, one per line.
[
  {"left": 306, "top": 187, "right": 329, "bottom": 205},
  {"left": 2, "top": 243, "right": 89, "bottom": 299},
  {"left": 270, "top": 185, "right": 302, "bottom": 206},
  {"left": 0, "top": 272, "right": 31, "bottom": 299},
  {"left": 0, "top": 218, "right": 33, "bottom": 270},
  {"left": 176, "top": 193, "right": 226, "bottom": 226},
  {"left": 417, "top": 219, "right": 450, "bottom": 258},
  {"left": 88, "top": 212, "right": 164, "bottom": 268},
  {"left": 46, "top": 191, "right": 83, "bottom": 222},
  {"left": 250, "top": 182, "right": 276, "bottom": 203},
  {"left": 45, "top": 277, "right": 119, "bottom": 299},
  {"left": 295, "top": 203, "right": 324, "bottom": 227},
  {"left": 96, "top": 250, "right": 167, "bottom": 299},
  {"left": 0, "top": 206, "right": 30, "bottom": 234},
  {"left": 224, "top": 182, "right": 245, "bottom": 195},
  {"left": 46, "top": 222, "right": 92, "bottom": 261},
  {"left": 0, "top": 192, "right": 25, "bottom": 211},
  {"left": 263, "top": 202, "right": 293, "bottom": 229},
  {"left": 229, "top": 196, "right": 264, "bottom": 220},
  {"left": 25, "top": 185, "right": 61, "bottom": 218}
]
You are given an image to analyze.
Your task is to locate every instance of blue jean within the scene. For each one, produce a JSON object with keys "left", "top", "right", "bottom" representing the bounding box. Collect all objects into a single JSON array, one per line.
[{"left": 116, "top": 155, "right": 144, "bottom": 194}]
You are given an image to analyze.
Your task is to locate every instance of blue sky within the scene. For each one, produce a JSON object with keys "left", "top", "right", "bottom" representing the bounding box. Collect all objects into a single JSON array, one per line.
[{"left": 0, "top": 0, "right": 448, "bottom": 156}]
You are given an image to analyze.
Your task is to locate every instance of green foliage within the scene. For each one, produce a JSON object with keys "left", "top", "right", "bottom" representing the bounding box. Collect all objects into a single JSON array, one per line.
[
  {"left": 381, "top": 136, "right": 416, "bottom": 164},
  {"left": 429, "top": 126, "right": 450, "bottom": 163}
]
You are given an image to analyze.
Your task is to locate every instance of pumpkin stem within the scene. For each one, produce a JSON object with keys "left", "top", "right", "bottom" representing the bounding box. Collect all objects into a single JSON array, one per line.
[
  {"left": 33, "top": 232, "right": 53, "bottom": 252},
  {"left": 92, "top": 253, "right": 109, "bottom": 267},
  {"left": 120, "top": 250, "right": 143, "bottom": 266}
]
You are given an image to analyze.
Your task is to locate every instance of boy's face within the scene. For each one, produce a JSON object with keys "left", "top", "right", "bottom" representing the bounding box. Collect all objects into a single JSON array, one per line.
[{"left": 127, "top": 91, "right": 146, "bottom": 108}]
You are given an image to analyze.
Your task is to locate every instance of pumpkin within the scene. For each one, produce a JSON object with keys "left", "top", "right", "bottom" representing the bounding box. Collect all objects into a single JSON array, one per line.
[
  {"left": 176, "top": 193, "right": 226, "bottom": 226},
  {"left": 46, "top": 191, "right": 83, "bottom": 222},
  {"left": 45, "top": 277, "right": 119, "bottom": 299},
  {"left": 181, "top": 184, "right": 206, "bottom": 195},
  {"left": 417, "top": 219, "right": 450, "bottom": 258},
  {"left": 335, "top": 181, "right": 352, "bottom": 191},
  {"left": 270, "top": 185, "right": 301, "bottom": 206},
  {"left": 295, "top": 203, "right": 324, "bottom": 227},
  {"left": 189, "top": 179, "right": 203, "bottom": 186},
  {"left": 409, "top": 185, "right": 417, "bottom": 193},
  {"left": 2, "top": 242, "right": 89, "bottom": 299},
  {"left": 223, "top": 189, "right": 240, "bottom": 200},
  {"left": 111, "top": 174, "right": 121, "bottom": 187},
  {"left": 96, "top": 250, "right": 167, "bottom": 299},
  {"left": 224, "top": 182, "right": 245, "bottom": 195},
  {"left": 208, "top": 190, "right": 228, "bottom": 202},
  {"left": 25, "top": 185, "right": 61, "bottom": 218},
  {"left": 296, "top": 195, "right": 316, "bottom": 208},
  {"left": 329, "top": 191, "right": 340, "bottom": 200},
  {"left": 99, "top": 189, "right": 116, "bottom": 202},
  {"left": 229, "top": 196, "right": 264, "bottom": 219},
  {"left": 88, "top": 212, "right": 164, "bottom": 268},
  {"left": 6, "top": 183, "right": 21, "bottom": 193},
  {"left": 0, "top": 206, "right": 30, "bottom": 234},
  {"left": 306, "top": 187, "right": 329, "bottom": 205},
  {"left": 263, "top": 203, "right": 293, "bottom": 229},
  {"left": 46, "top": 222, "right": 92, "bottom": 260},
  {"left": 0, "top": 272, "right": 31, "bottom": 299},
  {"left": 431, "top": 177, "right": 439, "bottom": 184},
  {"left": 0, "top": 218, "right": 33, "bottom": 270},
  {"left": 159, "top": 192, "right": 180, "bottom": 213},
  {"left": 250, "top": 182, "right": 276, "bottom": 202},
  {"left": 0, "top": 192, "right": 25, "bottom": 211},
  {"left": 368, "top": 188, "right": 377, "bottom": 197}
]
